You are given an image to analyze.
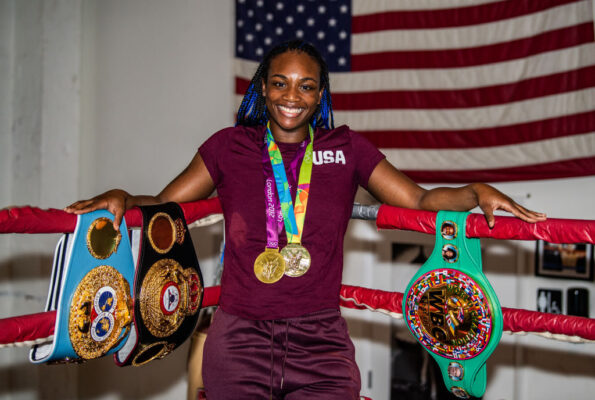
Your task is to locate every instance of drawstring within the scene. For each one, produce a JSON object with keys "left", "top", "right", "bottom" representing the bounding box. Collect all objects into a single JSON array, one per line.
[
  {"left": 270, "top": 320, "right": 291, "bottom": 397},
  {"left": 280, "top": 321, "right": 289, "bottom": 389}
]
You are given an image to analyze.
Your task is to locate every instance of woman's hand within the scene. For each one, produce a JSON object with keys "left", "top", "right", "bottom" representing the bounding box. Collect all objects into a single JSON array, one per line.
[
  {"left": 64, "top": 189, "right": 131, "bottom": 230},
  {"left": 63, "top": 152, "right": 216, "bottom": 230},
  {"left": 367, "top": 160, "right": 547, "bottom": 228},
  {"left": 470, "top": 183, "right": 546, "bottom": 228}
]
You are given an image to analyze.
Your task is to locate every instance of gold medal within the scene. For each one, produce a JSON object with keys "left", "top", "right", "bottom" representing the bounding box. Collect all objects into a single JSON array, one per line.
[
  {"left": 281, "top": 243, "right": 311, "bottom": 277},
  {"left": 254, "top": 248, "right": 285, "bottom": 284}
]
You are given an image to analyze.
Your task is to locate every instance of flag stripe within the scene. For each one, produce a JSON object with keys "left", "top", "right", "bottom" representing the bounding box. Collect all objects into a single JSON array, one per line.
[
  {"left": 353, "top": 0, "right": 541, "bottom": 15},
  {"left": 352, "top": 0, "right": 582, "bottom": 32},
  {"left": 235, "top": 43, "right": 595, "bottom": 91},
  {"left": 351, "top": 23, "right": 594, "bottom": 70},
  {"left": 360, "top": 111, "right": 595, "bottom": 149},
  {"left": 331, "top": 65, "right": 595, "bottom": 110},
  {"left": 235, "top": 87, "right": 595, "bottom": 131},
  {"left": 382, "top": 132, "right": 595, "bottom": 170},
  {"left": 402, "top": 157, "right": 595, "bottom": 183},
  {"left": 332, "top": 87, "right": 595, "bottom": 131},
  {"left": 351, "top": 1, "right": 591, "bottom": 53}
]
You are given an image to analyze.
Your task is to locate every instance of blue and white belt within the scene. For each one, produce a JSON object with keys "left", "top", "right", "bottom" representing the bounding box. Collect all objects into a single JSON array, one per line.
[{"left": 30, "top": 210, "right": 135, "bottom": 363}]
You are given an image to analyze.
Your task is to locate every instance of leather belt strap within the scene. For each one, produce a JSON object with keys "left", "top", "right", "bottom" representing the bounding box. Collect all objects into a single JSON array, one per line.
[{"left": 115, "top": 202, "right": 203, "bottom": 367}]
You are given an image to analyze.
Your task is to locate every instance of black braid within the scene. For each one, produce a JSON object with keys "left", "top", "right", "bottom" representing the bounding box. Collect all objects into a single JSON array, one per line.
[{"left": 236, "top": 39, "right": 335, "bottom": 130}]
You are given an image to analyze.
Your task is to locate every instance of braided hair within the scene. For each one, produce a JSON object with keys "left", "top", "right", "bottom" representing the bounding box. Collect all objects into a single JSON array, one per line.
[{"left": 236, "top": 39, "right": 334, "bottom": 130}]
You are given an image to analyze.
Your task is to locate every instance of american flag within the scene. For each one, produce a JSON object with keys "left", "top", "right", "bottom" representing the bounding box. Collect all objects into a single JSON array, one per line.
[{"left": 235, "top": 0, "right": 595, "bottom": 183}]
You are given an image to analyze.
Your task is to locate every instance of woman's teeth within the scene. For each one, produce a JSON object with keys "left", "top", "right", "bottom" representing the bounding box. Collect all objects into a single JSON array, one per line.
[{"left": 278, "top": 105, "right": 304, "bottom": 117}]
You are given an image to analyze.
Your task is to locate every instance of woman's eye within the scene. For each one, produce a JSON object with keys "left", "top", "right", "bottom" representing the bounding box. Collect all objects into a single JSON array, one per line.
[
  {"left": 273, "top": 82, "right": 285, "bottom": 88},
  {"left": 301, "top": 85, "right": 313, "bottom": 91}
]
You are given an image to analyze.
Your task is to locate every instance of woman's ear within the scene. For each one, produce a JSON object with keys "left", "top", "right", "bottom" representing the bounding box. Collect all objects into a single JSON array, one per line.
[{"left": 261, "top": 78, "right": 267, "bottom": 98}]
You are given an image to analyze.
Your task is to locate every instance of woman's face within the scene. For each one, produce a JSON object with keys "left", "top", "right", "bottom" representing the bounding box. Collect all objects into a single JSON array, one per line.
[{"left": 262, "top": 51, "right": 323, "bottom": 142}]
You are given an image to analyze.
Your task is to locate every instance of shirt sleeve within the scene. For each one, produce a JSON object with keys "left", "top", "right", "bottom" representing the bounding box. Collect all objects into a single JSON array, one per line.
[
  {"left": 350, "top": 130, "right": 386, "bottom": 189},
  {"left": 198, "top": 128, "right": 232, "bottom": 187}
]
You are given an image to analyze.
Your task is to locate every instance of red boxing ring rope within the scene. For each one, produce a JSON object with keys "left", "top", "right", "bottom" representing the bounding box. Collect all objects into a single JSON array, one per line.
[
  {"left": 0, "top": 199, "right": 594, "bottom": 348},
  {"left": 377, "top": 204, "right": 595, "bottom": 244},
  {"left": 0, "top": 197, "right": 223, "bottom": 234}
]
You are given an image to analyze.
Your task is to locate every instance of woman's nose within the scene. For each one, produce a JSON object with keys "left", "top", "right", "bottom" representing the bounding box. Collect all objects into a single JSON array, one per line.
[{"left": 283, "top": 84, "right": 300, "bottom": 101}]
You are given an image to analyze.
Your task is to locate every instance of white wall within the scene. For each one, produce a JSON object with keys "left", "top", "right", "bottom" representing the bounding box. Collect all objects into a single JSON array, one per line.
[
  {"left": 0, "top": 1, "right": 232, "bottom": 399},
  {"left": 1, "top": 1, "right": 593, "bottom": 399},
  {"left": 1, "top": 1, "right": 82, "bottom": 398},
  {"left": 81, "top": 0, "right": 235, "bottom": 198}
]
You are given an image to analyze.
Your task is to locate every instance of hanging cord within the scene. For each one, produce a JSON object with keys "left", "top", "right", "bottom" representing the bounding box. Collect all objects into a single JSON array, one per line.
[{"left": 280, "top": 321, "right": 289, "bottom": 390}]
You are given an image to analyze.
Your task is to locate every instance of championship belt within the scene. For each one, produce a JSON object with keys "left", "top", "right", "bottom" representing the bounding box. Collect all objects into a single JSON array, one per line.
[
  {"left": 30, "top": 211, "right": 135, "bottom": 363},
  {"left": 115, "top": 202, "right": 203, "bottom": 366},
  {"left": 403, "top": 211, "right": 503, "bottom": 399}
]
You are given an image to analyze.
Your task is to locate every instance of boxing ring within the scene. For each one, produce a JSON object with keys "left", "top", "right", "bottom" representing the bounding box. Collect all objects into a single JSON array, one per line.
[{"left": 0, "top": 197, "right": 593, "bottom": 349}]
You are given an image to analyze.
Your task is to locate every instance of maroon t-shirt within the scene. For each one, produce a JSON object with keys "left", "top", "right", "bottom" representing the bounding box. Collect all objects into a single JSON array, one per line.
[{"left": 199, "top": 125, "right": 385, "bottom": 319}]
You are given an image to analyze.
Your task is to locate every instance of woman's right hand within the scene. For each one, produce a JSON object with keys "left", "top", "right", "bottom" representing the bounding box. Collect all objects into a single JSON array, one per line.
[
  {"left": 63, "top": 152, "right": 216, "bottom": 231},
  {"left": 64, "top": 189, "right": 131, "bottom": 230}
]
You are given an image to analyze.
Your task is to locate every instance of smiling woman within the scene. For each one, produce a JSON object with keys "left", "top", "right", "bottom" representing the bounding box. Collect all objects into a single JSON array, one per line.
[
  {"left": 262, "top": 51, "right": 323, "bottom": 142},
  {"left": 64, "top": 39, "right": 545, "bottom": 399}
]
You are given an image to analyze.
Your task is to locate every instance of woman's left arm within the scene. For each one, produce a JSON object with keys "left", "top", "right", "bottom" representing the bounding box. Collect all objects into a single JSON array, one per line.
[{"left": 367, "top": 159, "right": 546, "bottom": 228}]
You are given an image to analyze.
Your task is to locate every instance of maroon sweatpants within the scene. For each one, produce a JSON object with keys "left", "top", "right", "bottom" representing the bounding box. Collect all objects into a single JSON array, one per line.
[{"left": 202, "top": 308, "right": 361, "bottom": 399}]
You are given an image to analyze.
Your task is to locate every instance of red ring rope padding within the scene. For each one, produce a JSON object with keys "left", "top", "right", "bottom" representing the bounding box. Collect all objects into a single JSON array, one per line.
[
  {"left": 338, "top": 285, "right": 595, "bottom": 341},
  {"left": 0, "top": 198, "right": 223, "bottom": 234},
  {"left": 3, "top": 200, "right": 595, "bottom": 245},
  {"left": 0, "top": 286, "right": 222, "bottom": 346},
  {"left": 2, "top": 285, "right": 593, "bottom": 346},
  {"left": 377, "top": 204, "right": 595, "bottom": 244},
  {"left": 1, "top": 201, "right": 593, "bottom": 345}
]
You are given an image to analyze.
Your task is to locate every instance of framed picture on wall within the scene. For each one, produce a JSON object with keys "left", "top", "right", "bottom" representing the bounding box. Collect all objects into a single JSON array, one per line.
[{"left": 535, "top": 241, "right": 593, "bottom": 281}]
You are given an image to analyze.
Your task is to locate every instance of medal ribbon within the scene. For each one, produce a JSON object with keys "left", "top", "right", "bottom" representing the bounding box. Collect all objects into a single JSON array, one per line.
[
  {"left": 262, "top": 148, "right": 284, "bottom": 249},
  {"left": 264, "top": 123, "right": 313, "bottom": 245}
]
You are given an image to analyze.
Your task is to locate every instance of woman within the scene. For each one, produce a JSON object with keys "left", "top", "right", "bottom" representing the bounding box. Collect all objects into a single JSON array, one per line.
[{"left": 66, "top": 40, "right": 545, "bottom": 399}]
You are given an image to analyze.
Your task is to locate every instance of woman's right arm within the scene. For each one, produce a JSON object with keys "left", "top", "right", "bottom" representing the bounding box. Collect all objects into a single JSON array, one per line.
[{"left": 64, "top": 152, "right": 215, "bottom": 230}]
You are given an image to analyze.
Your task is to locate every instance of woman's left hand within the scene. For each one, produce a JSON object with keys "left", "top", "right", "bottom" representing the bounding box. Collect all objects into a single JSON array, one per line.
[
  {"left": 367, "top": 160, "right": 547, "bottom": 228},
  {"left": 471, "top": 183, "right": 546, "bottom": 228}
]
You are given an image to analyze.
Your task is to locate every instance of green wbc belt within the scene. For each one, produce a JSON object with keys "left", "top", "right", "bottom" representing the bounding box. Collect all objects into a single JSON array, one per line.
[{"left": 403, "top": 211, "right": 503, "bottom": 399}]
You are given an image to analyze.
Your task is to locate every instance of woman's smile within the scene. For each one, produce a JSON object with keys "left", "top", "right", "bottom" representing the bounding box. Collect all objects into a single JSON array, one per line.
[
  {"left": 276, "top": 104, "right": 305, "bottom": 118},
  {"left": 262, "top": 50, "right": 323, "bottom": 143}
]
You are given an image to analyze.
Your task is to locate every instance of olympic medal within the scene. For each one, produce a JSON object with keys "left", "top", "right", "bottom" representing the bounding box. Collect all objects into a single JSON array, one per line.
[
  {"left": 254, "top": 248, "right": 285, "bottom": 284},
  {"left": 281, "top": 243, "right": 311, "bottom": 277}
]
